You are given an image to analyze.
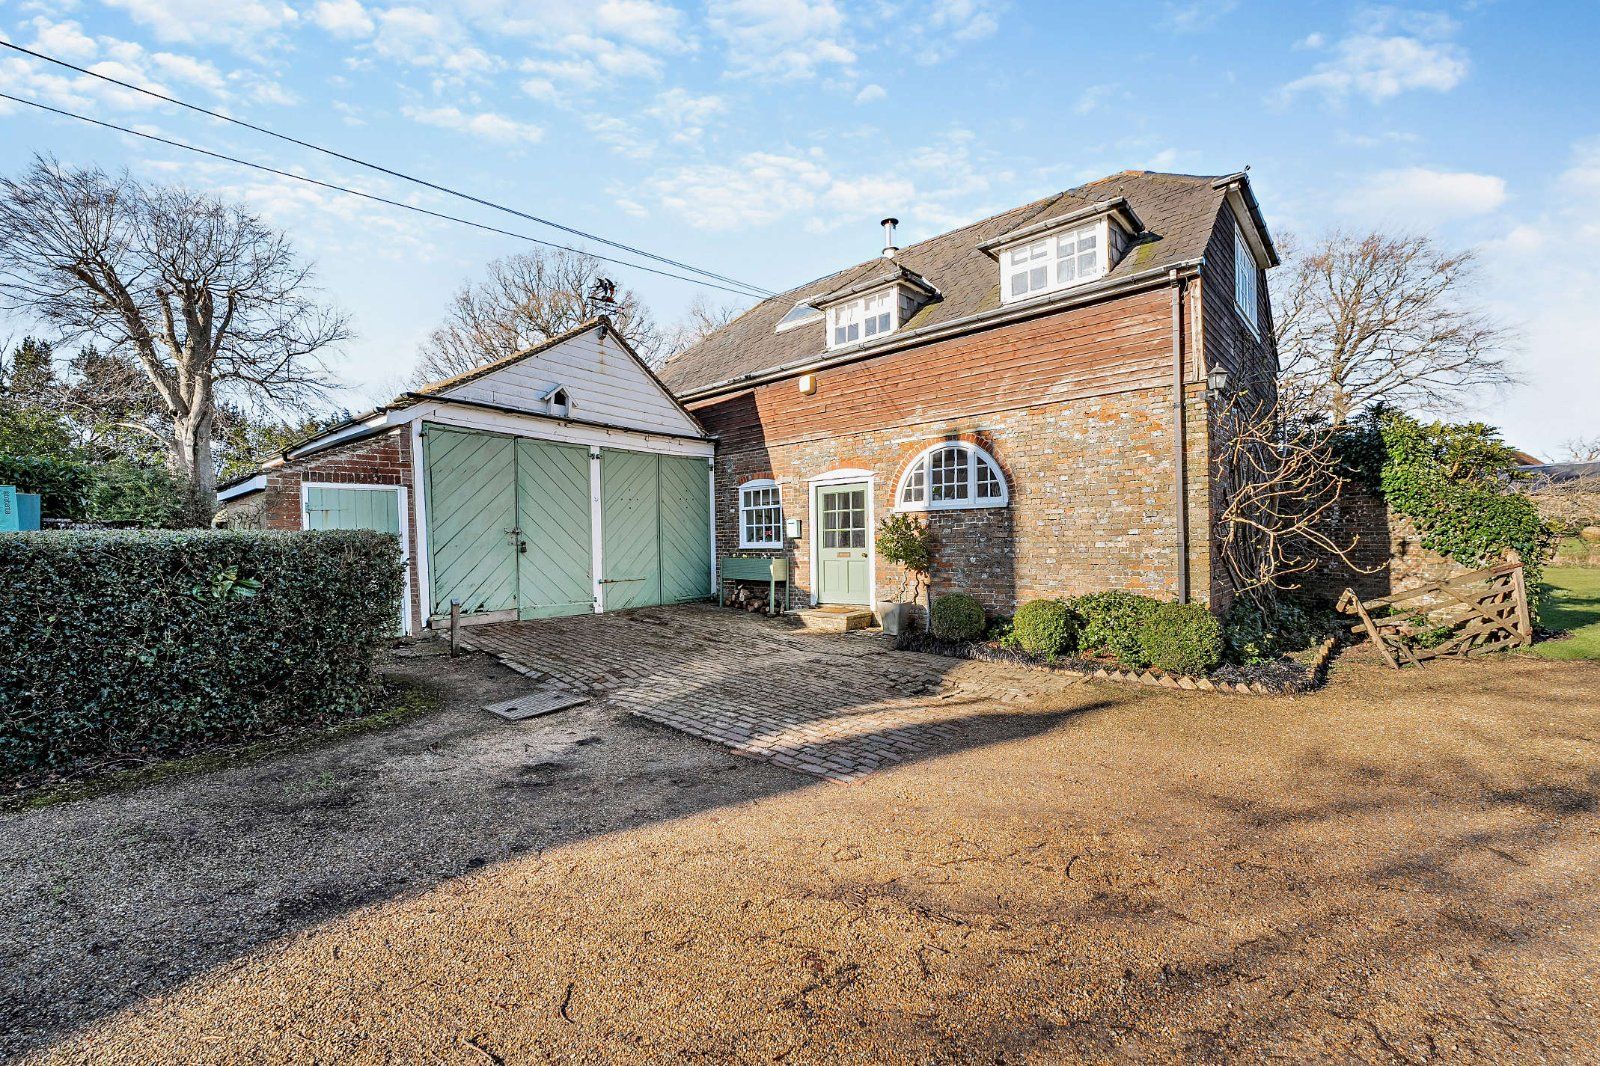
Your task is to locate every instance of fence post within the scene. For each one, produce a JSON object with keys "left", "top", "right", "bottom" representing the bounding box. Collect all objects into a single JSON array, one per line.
[
  {"left": 449, "top": 599, "right": 462, "bottom": 656},
  {"left": 1507, "top": 550, "right": 1533, "bottom": 645}
]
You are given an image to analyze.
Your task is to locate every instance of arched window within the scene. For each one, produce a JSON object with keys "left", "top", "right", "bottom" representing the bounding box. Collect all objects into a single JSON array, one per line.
[
  {"left": 895, "top": 442, "right": 1007, "bottom": 511},
  {"left": 738, "top": 479, "right": 784, "bottom": 548}
]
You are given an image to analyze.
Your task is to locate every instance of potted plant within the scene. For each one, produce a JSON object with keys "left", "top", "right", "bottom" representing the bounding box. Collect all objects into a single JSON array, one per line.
[{"left": 875, "top": 513, "right": 934, "bottom": 636}]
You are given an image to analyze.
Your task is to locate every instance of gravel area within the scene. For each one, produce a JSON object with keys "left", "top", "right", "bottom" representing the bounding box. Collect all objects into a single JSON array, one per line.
[{"left": 5, "top": 634, "right": 1599, "bottom": 1063}]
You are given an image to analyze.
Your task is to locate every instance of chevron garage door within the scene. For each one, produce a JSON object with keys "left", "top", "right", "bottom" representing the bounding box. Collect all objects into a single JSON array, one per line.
[
  {"left": 658, "top": 455, "right": 712, "bottom": 604},
  {"left": 515, "top": 438, "right": 593, "bottom": 619},
  {"left": 600, "top": 449, "right": 712, "bottom": 611},
  {"left": 423, "top": 428, "right": 518, "bottom": 618}
]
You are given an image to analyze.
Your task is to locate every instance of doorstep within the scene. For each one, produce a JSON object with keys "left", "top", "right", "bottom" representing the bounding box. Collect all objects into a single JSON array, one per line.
[{"left": 792, "top": 606, "right": 876, "bottom": 633}]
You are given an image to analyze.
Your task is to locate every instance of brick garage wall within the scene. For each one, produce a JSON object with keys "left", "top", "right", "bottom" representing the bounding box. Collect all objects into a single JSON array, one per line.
[
  {"left": 231, "top": 428, "right": 425, "bottom": 633},
  {"left": 1299, "top": 479, "right": 1481, "bottom": 605}
]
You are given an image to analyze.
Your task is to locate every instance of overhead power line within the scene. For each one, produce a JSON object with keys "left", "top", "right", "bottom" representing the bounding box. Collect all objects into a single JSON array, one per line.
[
  {"left": 0, "top": 91, "right": 767, "bottom": 299},
  {"left": 0, "top": 39, "right": 775, "bottom": 299}
]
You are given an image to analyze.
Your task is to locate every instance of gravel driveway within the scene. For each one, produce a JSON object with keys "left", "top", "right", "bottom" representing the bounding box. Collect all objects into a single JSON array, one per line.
[{"left": 4, "top": 617, "right": 1599, "bottom": 1063}]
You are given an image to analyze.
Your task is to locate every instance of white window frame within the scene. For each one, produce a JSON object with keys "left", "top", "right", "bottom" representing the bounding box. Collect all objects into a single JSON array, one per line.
[
  {"left": 299, "top": 481, "right": 412, "bottom": 635},
  {"left": 998, "top": 219, "right": 1108, "bottom": 305},
  {"left": 1234, "top": 223, "right": 1260, "bottom": 338},
  {"left": 775, "top": 301, "right": 823, "bottom": 333},
  {"left": 894, "top": 442, "right": 1009, "bottom": 513},
  {"left": 826, "top": 288, "right": 897, "bottom": 350},
  {"left": 737, "top": 478, "right": 784, "bottom": 549}
]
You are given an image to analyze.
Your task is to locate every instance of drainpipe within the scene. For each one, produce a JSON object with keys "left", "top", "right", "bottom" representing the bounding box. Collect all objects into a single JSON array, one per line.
[{"left": 1170, "top": 269, "right": 1190, "bottom": 604}]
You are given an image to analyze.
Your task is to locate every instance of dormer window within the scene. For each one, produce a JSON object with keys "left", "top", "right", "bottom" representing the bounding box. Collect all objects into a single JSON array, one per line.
[
  {"left": 1001, "top": 221, "right": 1104, "bottom": 302},
  {"left": 828, "top": 289, "right": 894, "bottom": 348}
]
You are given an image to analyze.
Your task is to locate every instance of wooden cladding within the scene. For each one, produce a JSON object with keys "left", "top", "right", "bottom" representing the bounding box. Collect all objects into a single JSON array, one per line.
[{"left": 688, "top": 287, "right": 1186, "bottom": 448}]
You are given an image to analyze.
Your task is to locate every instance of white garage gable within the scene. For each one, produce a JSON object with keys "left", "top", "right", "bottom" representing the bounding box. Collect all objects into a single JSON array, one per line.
[{"left": 431, "top": 321, "right": 702, "bottom": 437}]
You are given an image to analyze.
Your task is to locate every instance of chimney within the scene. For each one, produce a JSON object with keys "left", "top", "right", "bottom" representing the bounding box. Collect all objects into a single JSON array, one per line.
[{"left": 880, "top": 217, "right": 899, "bottom": 259}]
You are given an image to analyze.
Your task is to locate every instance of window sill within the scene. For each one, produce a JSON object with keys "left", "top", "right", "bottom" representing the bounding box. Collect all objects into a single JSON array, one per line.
[
  {"left": 736, "top": 542, "right": 785, "bottom": 551},
  {"left": 894, "top": 499, "right": 1009, "bottom": 514}
]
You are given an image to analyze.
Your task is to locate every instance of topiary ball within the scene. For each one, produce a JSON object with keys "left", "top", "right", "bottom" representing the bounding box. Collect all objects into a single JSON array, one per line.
[
  {"left": 1138, "top": 601, "right": 1224, "bottom": 675},
  {"left": 930, "top": 592, "right": 986, "bottom": 642},
  {"left": 1011, "top": 598, "right": 1078, "bottom": 657},
  {"left": 1072, "top": 589, "right": 1161, "bottom": 664}
]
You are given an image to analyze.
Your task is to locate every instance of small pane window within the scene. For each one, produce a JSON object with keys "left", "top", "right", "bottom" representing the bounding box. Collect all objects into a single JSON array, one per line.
[
  {"left": 826, "top": 289, "right": 900, "bottom": 350},
  {"left": 896, "top": 443, "right": 1008, "bottom": 511},
  {"left": 1002, "top": 222, "right": 1105, "bottom": 303},
  {"left": 739, "top": 481, "right": 783, "bottom": 548},
  {"left": 1234, "top": 224, "right": 1260, "bottom": 336}
]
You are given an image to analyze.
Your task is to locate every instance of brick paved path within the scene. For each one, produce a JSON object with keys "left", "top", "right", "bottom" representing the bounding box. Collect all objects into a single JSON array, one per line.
[{"left": 462, "top": 604, "right": 1082, "bottom": 783}]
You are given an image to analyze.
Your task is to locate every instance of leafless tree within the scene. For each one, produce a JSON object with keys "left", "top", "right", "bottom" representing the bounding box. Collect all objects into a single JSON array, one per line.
[
  {"left": 1211, "top": 391, "right": 1372, "bottom": 612},
  {"left": 1558, "top": 435, "right": 1600, "bottom": 464},
  {"left": 663, "top": 294, "right": 744, "bottom": 357},
  {"left": 1272, "top": 230, "right": 1517, "bottom": 424},
  {"left": 412, "top": 248, "right": 661, "bottom": 382},
  {"left": 0, "top": 156, "right": 348, "bottom": 522}
]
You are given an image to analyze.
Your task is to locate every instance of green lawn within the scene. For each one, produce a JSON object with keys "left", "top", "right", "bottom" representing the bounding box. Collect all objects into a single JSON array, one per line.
[{"left": 1532, "top": 567, "right": 1600, "bottom": 661}]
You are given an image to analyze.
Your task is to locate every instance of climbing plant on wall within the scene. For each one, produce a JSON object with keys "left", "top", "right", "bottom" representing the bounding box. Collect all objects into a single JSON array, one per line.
[{"left": 1377, "top": 412, "right": 1551, "bottom": 587}]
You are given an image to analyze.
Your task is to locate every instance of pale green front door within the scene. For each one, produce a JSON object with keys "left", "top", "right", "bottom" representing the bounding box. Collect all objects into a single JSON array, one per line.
[
  {"left": 304, "top": 484, "right": 407, "bottom": 632},
  {"left": 515, "top": 439, "right": 594, "bottom": 620},
  {"left": 816, "top": 482, "right": 871, "bottom": 605}
]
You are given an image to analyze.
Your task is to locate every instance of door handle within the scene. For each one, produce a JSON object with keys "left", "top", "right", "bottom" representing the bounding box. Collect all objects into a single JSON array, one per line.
[{"left": 519, "top": 542, "right": 528, "bottom": 554}]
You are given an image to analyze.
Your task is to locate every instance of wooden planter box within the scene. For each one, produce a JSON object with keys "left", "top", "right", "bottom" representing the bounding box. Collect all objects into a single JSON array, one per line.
[{"left": 719, "top": 555, "right": 789, "bottom": 615}]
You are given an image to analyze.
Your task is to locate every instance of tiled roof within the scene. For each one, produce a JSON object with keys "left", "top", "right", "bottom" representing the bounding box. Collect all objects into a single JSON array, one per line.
[{"left": 658, "top": 170, "right": 1235, "bottom": 396}]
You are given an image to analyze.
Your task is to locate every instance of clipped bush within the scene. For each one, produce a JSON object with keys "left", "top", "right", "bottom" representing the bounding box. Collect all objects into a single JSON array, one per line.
[
  {"left": 1074, "top": 590, "right": 1161, "bottom": 664},
  {"left": 0, "top": 530, "right": 405, "bottom": 777},
  {"left": 1138, "top": 602, "right": 1224, "bottom": 675},
  {"left": 1222, "top": 598, "right": 1323, "bottom": 664},
  {"left": 930, "top": 592, "right": 986, "bottom": 642},
  {"left": 1012, "top": 598, "right": 1078, "bottom": 657}
]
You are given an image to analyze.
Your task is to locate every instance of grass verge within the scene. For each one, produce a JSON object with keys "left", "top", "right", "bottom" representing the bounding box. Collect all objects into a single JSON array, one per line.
[
  {"left": 1531, "top": 567, "right": 1600, "bottom": 661},
  {"left": 1, "top": 680, "right": 438, "bottom": 814}
]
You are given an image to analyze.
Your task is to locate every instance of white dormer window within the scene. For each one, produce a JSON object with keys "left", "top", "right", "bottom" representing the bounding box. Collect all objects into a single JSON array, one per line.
[
  {"left": 1000, "top": 221, "right": 1105, "bottom": 303},
  {"left": 1234, "top": 224, "right": 1259, "bottom": 337},
  {"left": 827, "top": 289, "right": 895, "bottom": 348}
]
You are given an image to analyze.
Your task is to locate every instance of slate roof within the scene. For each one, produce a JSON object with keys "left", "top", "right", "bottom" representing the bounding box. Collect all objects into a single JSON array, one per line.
[
  {"left": 658, "top": 170, "right": 1243, "bottom": 397},
  {"left": 1521, "top": 461, "right": 1600, "bottom": 484}
]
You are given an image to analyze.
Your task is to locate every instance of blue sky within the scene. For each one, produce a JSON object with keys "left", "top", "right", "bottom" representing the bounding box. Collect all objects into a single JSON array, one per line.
[{"left": 1, "top": 0, "right": 1596, "bottom": 457}]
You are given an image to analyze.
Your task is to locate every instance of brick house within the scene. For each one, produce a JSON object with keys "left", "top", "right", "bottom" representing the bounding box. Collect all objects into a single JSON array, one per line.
[{"left": 657, "top": 169, "right": 1280, "bottom": 618}]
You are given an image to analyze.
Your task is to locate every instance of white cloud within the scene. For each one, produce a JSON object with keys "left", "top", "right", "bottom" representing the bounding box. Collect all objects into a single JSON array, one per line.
[
  {"left": 1343, "top": 167, "right": 1508, "bottom": 222},
  {"left": 1279, "top": 11, "right": 1467, "bottom": 103},
  {"left": 1160, "top": 0, "right": 1238, "bottom": 33},
  {"left": 854, "top": 83, "right": 885, "bottom": 104},
  {"left": 903, "top": 0, "right": 1002, "bottom": 62},
  {"left": 310, "top": 0, "right": 375, "bottom": 38},
  {"left": 1074, "top": 83, "right": 1116, "bottom": 115},
  {"left": 645, "top": 88, "right": 726, "bottom": 142},
  {"left": 587, "top": 113, "right": 655, "bottom": 159},
  {"left": 99, "top": 0, "right": 298, "bottom": 53},
  {"left": 402, "top": 105, "right": 543, "bottom": 144},
  {"left": 708, "top": 0, "right": 855, "bottom": 80}
]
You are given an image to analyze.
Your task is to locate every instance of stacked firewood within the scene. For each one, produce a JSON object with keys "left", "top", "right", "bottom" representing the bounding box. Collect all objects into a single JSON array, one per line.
[{"left": 723, "top": 582, "right": 771, "bottom": 614}]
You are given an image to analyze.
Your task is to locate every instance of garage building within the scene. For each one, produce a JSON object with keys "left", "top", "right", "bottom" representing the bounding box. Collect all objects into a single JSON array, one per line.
[{"left": 217, "top": 319, "right": 715, "bottom": 635}]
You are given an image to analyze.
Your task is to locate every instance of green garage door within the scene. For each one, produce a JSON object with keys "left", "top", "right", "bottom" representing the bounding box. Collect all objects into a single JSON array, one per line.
[
  {"left": 423, "top": 428, "right": 519, "bottom": 618},
  {"left": 600, "top": 449, "right": 711, "bottom": 611},
  {"left": 515, "top": 438, "right": 593, "bottom": 620}
]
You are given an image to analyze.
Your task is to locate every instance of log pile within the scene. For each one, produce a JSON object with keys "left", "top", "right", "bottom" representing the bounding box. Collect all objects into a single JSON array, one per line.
[{"left": 723, "top": 581, "right": 773, "bottom": 614}]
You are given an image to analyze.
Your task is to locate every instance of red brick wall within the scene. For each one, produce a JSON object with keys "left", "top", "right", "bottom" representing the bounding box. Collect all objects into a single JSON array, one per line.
[{"left": 692, "top": 290, "right": 1220, "bottom": 616}]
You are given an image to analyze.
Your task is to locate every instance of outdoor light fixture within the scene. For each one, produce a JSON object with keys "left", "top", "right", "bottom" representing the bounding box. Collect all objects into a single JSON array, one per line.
[{"left": 1206, "top": 366, "right": 1231, "bottom": 393}]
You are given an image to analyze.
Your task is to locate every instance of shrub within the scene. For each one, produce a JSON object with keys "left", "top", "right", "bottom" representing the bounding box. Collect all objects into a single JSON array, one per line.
[
  {"left": 0, "top": 452, "right": 92, "bottom": 520},
  {"left": 930, "top": 593, "right": 985, "bottom": 642},
  {"left": 1012, "top": 599, "right": 1078, "bottom": 657},
  {"left": 0, "top": 530, "right": 404, "bottom": 777},
  {"left": 87, "top": 459, "right": 188, "bottom": 527},
  {"left": 1138, "top": 602, "right": 1224, "bottom": 675},
  {"left": 1221, "top": 598, "right": 1323, "bottom": 664},
  {"left": 1074, "top": 590, "right": 1161, "bottom": 664}
]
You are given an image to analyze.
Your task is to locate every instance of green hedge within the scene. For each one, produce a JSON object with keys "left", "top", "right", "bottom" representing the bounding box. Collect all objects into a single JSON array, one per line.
[
  {"left": 1073, "top": 590, "right": 1161, "bottom": 664},
  {"left": 0, "top": 530, "right": 404, "bottom": 776}
]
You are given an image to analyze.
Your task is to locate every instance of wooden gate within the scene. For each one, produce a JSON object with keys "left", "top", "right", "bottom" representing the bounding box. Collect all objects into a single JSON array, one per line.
[{"left": 1337, "top": 558, "right": 1533, "bottom": 668}]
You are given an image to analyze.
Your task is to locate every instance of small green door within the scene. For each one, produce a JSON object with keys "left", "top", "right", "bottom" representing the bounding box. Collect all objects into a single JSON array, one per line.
[
  {"left": 600, "top": 448, "right": 662, "bottom": 610},
  {"left": 816, "top": 482, "right": 871, "bottom": 605},
  {"left": 304, "top": 485, "right": 405, "bottom": 631},
  {"left": 423, "top": 428, "right": 518, "bottom": 618},
  {"left": 658, "top": 455, "right": 711, "bottom": 604},
  {"left": 515, "top": 438, "right": 594, "bottom": 619}
]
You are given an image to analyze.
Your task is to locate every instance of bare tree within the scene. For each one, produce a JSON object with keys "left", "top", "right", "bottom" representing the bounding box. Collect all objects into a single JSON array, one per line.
[
  {"left": 413, "top": 248, "right": 660, "bottom": 382},
  {"left": 1272, "top": 230, "right": 1517, "bottom": 424},
  {"left": 1558, "top": 435, "right": 1600, "bottom": 464},
  {"left": 0, "top": 156, "right": 348, "bottom": 522},
  {"left": 1210, "top": 392, "right": 1371, "bottom": 612},
  {"left": 663, "top": 294, "right": 744, "bottom": 357}
]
